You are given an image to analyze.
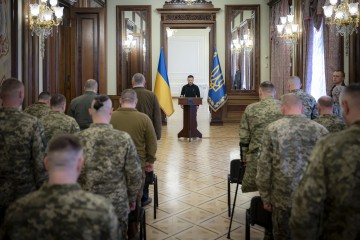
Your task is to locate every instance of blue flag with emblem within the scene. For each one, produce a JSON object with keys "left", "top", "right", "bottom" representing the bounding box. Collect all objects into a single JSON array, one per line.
[{"left": 208, "top": 48, "right": 227, "bottom": 112}]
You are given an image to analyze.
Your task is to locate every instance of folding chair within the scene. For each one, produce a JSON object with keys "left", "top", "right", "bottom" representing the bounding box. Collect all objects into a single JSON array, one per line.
[
  {"left": 145, "top": 171, "right": 159, "bottom": 219},
  {"left": 245, "top": 196, "right": 272, "bottom": 240},
  {"left": 227, "top": 159, "right": 243, "bottom": 217},
  {"left": 139, "top": 207, "right": 146, "bottom": 240}
]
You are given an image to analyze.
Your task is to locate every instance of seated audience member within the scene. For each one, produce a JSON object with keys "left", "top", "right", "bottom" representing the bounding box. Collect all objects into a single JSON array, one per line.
[
  {"left": 286, "top": 76, "right": 319, "bottom": 119},
  {"left": 76, "top": 95, "right": 142, "bottom": 239},
  {"left": 256, "top": 94, "right": 328, "bottom": 239},
  {"left": 0, "top": 78, "right": 47, "bottom": 225},
  {"left": 110, "top": 89, "right": 157, "bottom": 239},
  {"left": 313, "top": 96, "right": 346, "bottom": 133},
  {"left": 69, "top": 79, "right": 98, "bottom": 130},
  {"left": 291, "top": 84, "right": 360, "bottom": 240},
  {"left": 41, "top": 94, "right": 80, "bottom": 142},
  {"left": 332, "top": 85, "right": 346, "bottom": 118},
  {"left": 23, "top": 91, "right": 51, "bottom": 118},
  {"left": 0, "top": 135, "right": 119, "bottom": 240}
]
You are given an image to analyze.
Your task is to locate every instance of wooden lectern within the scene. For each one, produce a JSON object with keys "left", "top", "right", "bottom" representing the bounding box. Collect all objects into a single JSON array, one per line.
[{"left": 178, "top": 97, "right": 202, "bottom": 141}]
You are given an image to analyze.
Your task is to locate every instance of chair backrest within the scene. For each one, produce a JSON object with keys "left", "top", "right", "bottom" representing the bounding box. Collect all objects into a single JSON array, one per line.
[
  {"left": 230, "top": 159, "right": 245, "bottom": 183},
  {"left": 249, "top": 196, "right": 272, "bottom": 229}
]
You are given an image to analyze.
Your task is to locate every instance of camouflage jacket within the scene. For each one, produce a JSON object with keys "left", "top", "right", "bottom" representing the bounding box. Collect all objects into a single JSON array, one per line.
[
  {"left": 313, "top": 114, "right": 346, "bottom": 133},
  {"left": 0, "top": 183, "right": 119, "bottom": 240},
  {"left": 333, "top": 102, "right": 342, "bottom": 119},
  {"left": 23, "top": 102, "right": 51, "bottom": 119},
  {"left": 76, "top": 123, "right": 142, "bottom": 221},
  {"left": 256, "top": 115, "right": 328, "bottom": 210},
  {"left": 0, "top": 108, "right": 47, "bottom": 211},
  {"left": 289, "top": 89, "right": 319, "bottom": 119},
  {"left": 41, "top": 111, "right": 80, "bottom": 142},
  {"left": 290, "top": 121, "right": 360, "bottom": 240},
  {"left": 239, "top": 97, "right": 282, "bottom": 192}
]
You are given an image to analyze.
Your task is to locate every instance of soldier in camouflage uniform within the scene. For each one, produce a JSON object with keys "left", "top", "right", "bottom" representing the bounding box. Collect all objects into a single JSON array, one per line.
[
  {"left": 290, "top": 84, "right": 360, "bottom": 240},
  {"left": 313, "top": 96, "right": 346, "bottom": 133},
  {"left": 286, "top": 76, "right": 319, "bottom": 119},
  {"left": 0, "top": 78, "right": 47, "bottom": 225},
  {"left": 41, "top": 94, "right": 80, "bottom": 142},
  {"left": 0, "top": 135, "right": 120, "bottom": 240},
  {"left": 77, "top": 95, "right": 142, "bottom": 238},
  {"left": 332, "top": 85, "right": 346, "bottom": 118},
  {"left": 256, "top": 94, "right": 328, "bottom": 240},
  {"left": 240, "top": 81, "right": 282, "bottom": 193},
  {"left": 23, "top": 91, "right": 51, "bottom": 118}
]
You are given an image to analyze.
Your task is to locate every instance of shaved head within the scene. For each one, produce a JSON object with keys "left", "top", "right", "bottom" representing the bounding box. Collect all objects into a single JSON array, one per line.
[
  {"left": 91, "top": 95, "right": 112, "bottom": 115},
  {"left": 318, "top": 96, "right": 333, "bottom": 108},
  {"left": 288, "top": 76, "right": 302, "bottom": 91},
  {"left": 46, "top": 134, "right": 83, "bottom": 170},
  {"left": 0, "top": 78, "right": 24, "bottom": 101},
  {"left": 340, "top": 84, "right": 360, "bottom": 125},
  {"left": 281, "top": 93, "right": 303, "bottom": 115},
  {"left": 121, "top": 89, "right": 137, "bottom": 104}
]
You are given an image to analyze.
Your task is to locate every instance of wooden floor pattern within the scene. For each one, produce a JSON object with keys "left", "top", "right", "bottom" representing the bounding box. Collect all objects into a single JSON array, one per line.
[{"left": 144, "top": 100, "right": 264, "bottom": 240}]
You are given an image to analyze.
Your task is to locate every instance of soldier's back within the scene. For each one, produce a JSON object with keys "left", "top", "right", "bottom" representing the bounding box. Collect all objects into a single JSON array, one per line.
[
  {"left": 23, "top": 102, "right": 51, "bottom": 119},
  {"left": 264, "top": 115, "right": 328, "bottom": 209},
  {"left": 313, "top": 114, "right": 346, "bottom": 133},
  {"left": 290, "top": 89, "right": 318, "bottom": 119},
  {"left": 0, "top": 108, "right": 47, "bottom": 209},
  {"left": 241, "top": 97, "right": 282, "bottom": 152},
  {"left": 76, "top": 124, "right": 141, "bottom": 220},
  {"left": 1, "top": 184, "right": 119, "bottom": 240},
  {"left": 41, "top": 111, "right": 80, "bottom": 141}
]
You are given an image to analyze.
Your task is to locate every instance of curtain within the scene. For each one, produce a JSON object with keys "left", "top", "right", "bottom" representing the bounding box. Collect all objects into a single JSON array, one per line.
[{"left": 270, "top": 0, "right": 292, "bottom": 98}]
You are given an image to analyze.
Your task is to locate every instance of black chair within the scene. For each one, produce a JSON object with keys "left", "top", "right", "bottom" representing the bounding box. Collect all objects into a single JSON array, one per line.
[
  {"left": 145, "top": 171, "right": 159, "bottom": 219},
  {"left": 245, "top": 196, "right": 272, "bottom": 240},
  {"left": 139, "top": 207, "right": 146, "bottom": 240},
  {"left": 227, "top": 159, "right": 245, "bottom": 217}
]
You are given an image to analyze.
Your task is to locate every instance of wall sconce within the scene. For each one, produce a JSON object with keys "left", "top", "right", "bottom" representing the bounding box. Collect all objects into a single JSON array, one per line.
[
  {"left": 276, "top": 6, "right": 300, "bottom": 44},
  {"left": 232, "top": 29, "right": 253, "bottom": 53},
  {"left": 166, "top": 27, "right": 177, "bottom": 38}
]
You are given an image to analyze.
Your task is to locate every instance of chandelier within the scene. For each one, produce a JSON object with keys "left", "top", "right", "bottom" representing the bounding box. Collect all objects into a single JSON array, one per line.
[
  {"left": 29, "top": 0, "right": 64, "bottom": 58},
  {"left": 276, "top": 11, "right": 299, "bottom": 44},
  {"left": 184, "top": 0, "right": 196, "bottom": 5},
  {"left": 232, "top": 29, "right": 254, "bottom": 53},
  {"left": 323, "top": 0, "right": 359, "bottom": 36}
]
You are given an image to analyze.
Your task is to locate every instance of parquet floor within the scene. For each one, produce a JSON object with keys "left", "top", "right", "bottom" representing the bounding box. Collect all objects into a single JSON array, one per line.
[{"left": 144, "top": 100, "right": 264, "bottom": 240}]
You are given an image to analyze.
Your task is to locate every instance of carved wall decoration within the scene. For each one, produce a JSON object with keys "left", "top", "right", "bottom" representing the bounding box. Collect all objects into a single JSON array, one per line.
[{"left": 164, "top": 14, "right": 213, "bottom": 21}]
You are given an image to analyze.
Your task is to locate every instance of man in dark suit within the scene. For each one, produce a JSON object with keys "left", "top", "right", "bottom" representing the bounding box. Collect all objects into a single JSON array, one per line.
[{"left": 180, "top": 75, "right": 200, "bottom": 97}]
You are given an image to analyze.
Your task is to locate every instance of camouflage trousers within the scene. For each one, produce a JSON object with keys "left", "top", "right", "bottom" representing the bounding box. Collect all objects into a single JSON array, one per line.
[
  {"left": 119, "top": 220, "right": 128, "bottom": 240},
  {"left": 272, "top": 207, "right": 292, "bottom": 240},
  {"left": 241, "top": 153, "right": 258, "bottom": 193}
]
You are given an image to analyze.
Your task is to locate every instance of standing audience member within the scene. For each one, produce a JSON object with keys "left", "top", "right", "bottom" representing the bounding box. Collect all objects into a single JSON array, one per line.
[
  {"left": 41, "top": 94, "right": 80, "bottom": 142},
  {"left": 132, "top": 73, "right": 162, "bottom": 140},
  {"left": 23, "top": 91, "right": 51, "bottom": 118},
  {"left": 239, "top": 81, "right": 282, "bottom": 240},
  {"left": 332, "top": 85, "right": 346, "bottom": 118},
  {"left": 290, "top": 84, "right": 360, "bottom": 240},
  {"left": 240, "top": 81, "right": 282, "bottom": 193},
  {"left": 0, "top": 135, "right": 119, "bottom": 240},
  {"left": 76, "top": 95, "right": 142, "bottom": 238},
  {"left": 313, "top": 96, "right": 346, "bottom": 133},
  {"left": 330, "top": 70, "right": 346, "bottom": 97},
  {"left": 0, "top": 78, "right": 47, "bottom": 225},
  {"left": 256, "top": 94, "right": 328, "bottom": 240},
  {"left": 132, "top": 73, "right": 161, "bottom": 207},
  {"left": 286, "top": 76, "right": 319, "bottom": 119},
  {"left": 69, "top": 79, "right": 98, "bottom": 130},
  {"left": 111, "top": 89, "right": 157, "bottom": 239}
]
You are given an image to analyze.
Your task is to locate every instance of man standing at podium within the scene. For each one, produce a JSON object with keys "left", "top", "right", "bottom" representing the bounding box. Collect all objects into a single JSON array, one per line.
[{"left": 180, "top": 75, "right": 200, "bottom": 97}]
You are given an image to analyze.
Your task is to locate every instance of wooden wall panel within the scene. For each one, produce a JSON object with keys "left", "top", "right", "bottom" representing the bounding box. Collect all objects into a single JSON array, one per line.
[{"left": 71, "top": 8, "right": 106, "bottom": 99}]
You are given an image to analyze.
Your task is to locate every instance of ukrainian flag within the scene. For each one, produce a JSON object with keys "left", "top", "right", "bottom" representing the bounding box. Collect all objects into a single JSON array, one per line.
[
  {"left": 154, "top": 48, "right": 174, "bottom": 116},
  {"left": 208, "top": 48, "right": 227, "bottom": 112}
]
